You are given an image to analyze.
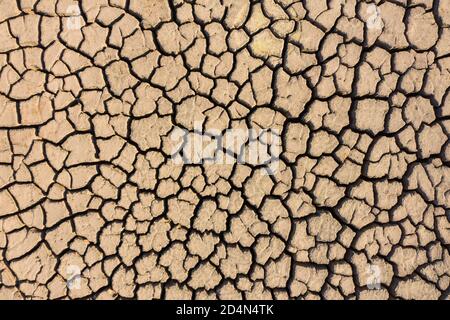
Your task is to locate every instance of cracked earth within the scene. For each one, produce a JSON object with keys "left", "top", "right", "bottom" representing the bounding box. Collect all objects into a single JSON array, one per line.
[{"left": 0, "top": 0, "right": 450, "bottom": 300}]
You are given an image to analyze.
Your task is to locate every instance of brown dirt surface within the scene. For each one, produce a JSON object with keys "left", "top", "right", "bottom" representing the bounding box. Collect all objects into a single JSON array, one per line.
[{"left": 0, "top": 0, "right": 449, "bottom": 300}]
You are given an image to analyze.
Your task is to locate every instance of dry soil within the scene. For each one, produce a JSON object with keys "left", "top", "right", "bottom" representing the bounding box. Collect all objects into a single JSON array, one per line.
[{"left": 0, "top": 0, "right": 449, "bottom": 300}]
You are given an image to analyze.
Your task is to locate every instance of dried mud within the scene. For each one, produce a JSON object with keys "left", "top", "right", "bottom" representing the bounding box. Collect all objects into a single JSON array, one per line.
[{"left": 0, "top": 0, "right": 449, "bottom": 300}]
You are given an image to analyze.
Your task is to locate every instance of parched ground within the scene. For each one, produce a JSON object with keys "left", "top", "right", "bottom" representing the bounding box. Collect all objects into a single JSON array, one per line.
[{"left": 0, "top": 0, "right": 449, "bottom": 300}]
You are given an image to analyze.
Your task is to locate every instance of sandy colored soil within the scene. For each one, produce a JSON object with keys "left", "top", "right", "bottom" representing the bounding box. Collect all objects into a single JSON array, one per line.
[{"left": 0, "top": 0, "right": 449, "bottom": 300}]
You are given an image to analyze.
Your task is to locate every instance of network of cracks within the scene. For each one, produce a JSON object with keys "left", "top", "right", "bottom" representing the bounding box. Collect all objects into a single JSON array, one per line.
[{"left": 0, "top": 0, "right": 449, "bottom": 300}]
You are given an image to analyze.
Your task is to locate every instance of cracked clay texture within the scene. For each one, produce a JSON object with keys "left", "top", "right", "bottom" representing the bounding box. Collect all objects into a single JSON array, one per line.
[{"left": 0, "top": 0, "right": 450, "bottom": 301}]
